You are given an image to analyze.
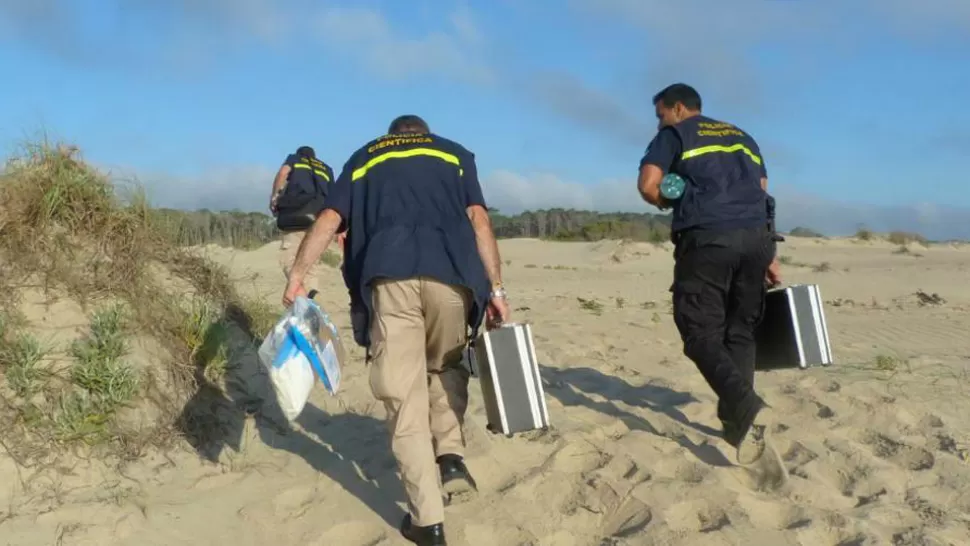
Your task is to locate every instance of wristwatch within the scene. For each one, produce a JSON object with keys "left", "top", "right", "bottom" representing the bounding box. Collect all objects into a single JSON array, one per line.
[{"left": 489, "top": 285, "right": 507, "bottom": 299}]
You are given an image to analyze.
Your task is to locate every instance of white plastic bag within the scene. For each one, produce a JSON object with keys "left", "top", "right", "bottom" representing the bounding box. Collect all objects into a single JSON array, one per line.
[{"left": 257, "top": 295, "right": 345, "bottom": 421}]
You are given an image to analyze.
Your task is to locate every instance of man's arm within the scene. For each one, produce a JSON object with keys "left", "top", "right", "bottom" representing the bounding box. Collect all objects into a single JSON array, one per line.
[
  {"left": 289, "top": 208, "right": 342, "bottom": 283},
  {"left": 283, "top": 158, "right": 353, "bottom": 304},
  {"left": 638, "top": 164, "right": 666, "bottom": 207},
  {"left": 460, "top": 150, "right": 503, "bottom": 289},
  {"left": 270, "top": 162, "right": 292, "bottom": 211},
  {"left": 467, "top": 205, "right": 502, "bottom": 289},
  {"left": 637, "top": 128, "right": 681, "bottom": 209},
  {"left": 752, "top": 137, "right": 768, "bottom": 191}
]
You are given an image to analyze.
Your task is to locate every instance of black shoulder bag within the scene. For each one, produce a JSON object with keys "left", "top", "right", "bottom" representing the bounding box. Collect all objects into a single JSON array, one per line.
[{"left": 276, "top": 158, "right": 328, "bottom": 232}]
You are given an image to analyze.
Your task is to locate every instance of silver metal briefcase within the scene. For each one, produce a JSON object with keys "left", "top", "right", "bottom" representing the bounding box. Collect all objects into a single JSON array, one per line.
[
  {"left": 470, "top": 323, "right": 550, "bottom": 437},
  {"left": 755, "top": 283, "right": 834, "bottom": 371}
]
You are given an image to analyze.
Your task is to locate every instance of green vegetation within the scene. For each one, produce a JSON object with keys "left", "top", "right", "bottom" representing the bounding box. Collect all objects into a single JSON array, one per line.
[
  {"left": 0, "top": 329, "right": 48, "bottom": 399},
  {"left": 489, "top": 208, "right": 671, "bottom": 243},
  {"left": 778, "top": 255, "right": 833, "bottom": 272},
  {"left": 0, "top": 142, "right": 280, "bottom": 464},
  {"left": 141, "top": 207, "right": 674, "bottom": 249},
  {"left": 577, "top": 297, "right": 604, "bottom": 315},
  {"left": 788, "top": 226, "right": 824, "bottom": 238},
  {"left": 854, "top": 227, "right": 931, "bottom": 246},
  {"left": 887, "top": 230, "right": 929, "bottom": 247},
  {"left": 855, "top": 227, "right": 875, "bottom": 241},
  {"left": 872, "top": 354, "right": 910, "bottom": 373},
  {"left": 150, "top": 208, "right": 278, "bottom": 249},
  {"left": 321, "top": 249, "right": 343, "bottom": 267}
]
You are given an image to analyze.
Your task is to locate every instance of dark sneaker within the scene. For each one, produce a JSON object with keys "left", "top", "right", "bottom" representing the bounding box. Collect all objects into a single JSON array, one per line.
[
  {"left": 437, "top": 454, "right": 478, "bottom": 499},
  {"left": 400, "top": 514, "right": 447, "bottom": 546},
  {"left": 721, "top": 419, "right": 741, "bottom": 447},
  {"left": 736, "top": 409, "right": 789, "bottom": 492}
]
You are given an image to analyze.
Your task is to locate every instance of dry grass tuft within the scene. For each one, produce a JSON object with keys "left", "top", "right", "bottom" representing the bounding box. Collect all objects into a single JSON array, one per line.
[
  {"left": 0, "top": 141, "right": 277, "bottom": 466},
  {"left": 887, "top": 231, "right": 929, "bottom": 247}
]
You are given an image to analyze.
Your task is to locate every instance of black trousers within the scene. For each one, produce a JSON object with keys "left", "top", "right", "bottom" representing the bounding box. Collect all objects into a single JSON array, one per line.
[{"left": 671, "top": 226, "right": 775, "bottom": 445}]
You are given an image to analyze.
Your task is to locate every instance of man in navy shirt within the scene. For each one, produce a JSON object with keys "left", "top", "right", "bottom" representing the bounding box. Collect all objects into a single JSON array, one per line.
[
  {"left": 637, "top": 83, "right": 787, "bottom": 490},
  {"left": 270, "top": 146, "right": 335, "bottom": 295},
  {"left": 283, "top": 115, "right": 509, "bottom": 545}
]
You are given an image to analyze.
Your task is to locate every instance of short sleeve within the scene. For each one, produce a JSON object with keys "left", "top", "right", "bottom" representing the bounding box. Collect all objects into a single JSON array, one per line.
[
  {"left": 747, "top": 137, "right": 767, "bottom": 178},
  {"left": 283, "top": 154, "right": 298, "bottom": 167},
  {"left": 460, "top": 149, "right": 487, "bottom": 208},
  {"left": 324, "top": 157, "right": 354, "bottom": 233},
  {"left": 638, "top": 127, "right": 682, "bottom": 174}
]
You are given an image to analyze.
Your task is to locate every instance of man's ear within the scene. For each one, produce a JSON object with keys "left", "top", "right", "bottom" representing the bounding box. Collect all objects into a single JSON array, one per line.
[{"left": 674, "top": 103, "right": 686, "bottom": 120}]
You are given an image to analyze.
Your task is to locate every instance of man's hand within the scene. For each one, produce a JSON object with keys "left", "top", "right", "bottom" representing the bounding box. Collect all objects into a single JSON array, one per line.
[
  {"left": 486, "top": 291, "right": 510, "bottom": 329},
  {"left": 282, "top": 277, "right": 307, "bottom": 307},
  {"left": 281, "top": 209, "right": 342, "bottom": 306},
  {"left": 766, "top": 257, "right": 782, "bottom": 287}
]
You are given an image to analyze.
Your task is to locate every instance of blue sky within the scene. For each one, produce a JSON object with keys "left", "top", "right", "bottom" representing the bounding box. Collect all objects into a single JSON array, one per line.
[{"left": 2, "top": 0, "right": 970, "bottom": 239}]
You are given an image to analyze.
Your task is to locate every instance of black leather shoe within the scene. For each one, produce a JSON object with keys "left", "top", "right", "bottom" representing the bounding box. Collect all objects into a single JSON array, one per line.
[
  {"left": 437, "top": 454, "right": 478, "bottom": 497},
  {"left": 400, "top": 514, "right": 447, "bottom": 545}
]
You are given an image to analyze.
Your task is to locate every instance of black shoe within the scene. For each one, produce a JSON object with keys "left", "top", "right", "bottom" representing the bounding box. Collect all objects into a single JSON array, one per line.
[
  {"left": 722, "top": 396, "right": 766, "bottom": 448},
  {"left": 721, "top": 419, "right": 740, "bottom": 446},
  {"left": 400, "top": 514, "right": 447, "bottom": 545},
  {"left": 437, "top": 454, "right": 478, "bottom": 497}
]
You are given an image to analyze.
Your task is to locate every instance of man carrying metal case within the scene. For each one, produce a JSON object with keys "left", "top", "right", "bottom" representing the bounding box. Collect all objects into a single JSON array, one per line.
[
  {"left": 636, "top": 83, "right": 788, "bottom": 491},
  {"left": 282, "top": 115, "right": 509, "bottom": 545}
]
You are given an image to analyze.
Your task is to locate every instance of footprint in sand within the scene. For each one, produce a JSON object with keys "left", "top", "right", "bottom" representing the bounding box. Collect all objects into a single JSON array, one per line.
[
  {"left": 905, "top": 490, "right": 948, "bottom": 527},
  {"left": 189, "top": 470, "right": 248, "bottom": 492},
  {"left": 734, "top": 495, "right": 811, "bottom": 530},
  {"left": 454, "top": 523, "right": 535, "bottom": 546},
  {"left": 653, "top": 456, "right": 710, "bottom": 485},
  {"left": 307, "top": 521, "right": 387, "bottom": 546},
  {"left": 600, "top": 497, "right": 653, "bottom": 539},
  {"left": 859, "top": 430, "right": 936, "bottom": 471},
  {"left": 577, "top": 454, "right": 651, "bottom": 519},
  {"left": 663, "top": 499, "right": 730, "bottom": 533},
  {"left": 271, "top": 485, "right": 318, "bottom": 521}
]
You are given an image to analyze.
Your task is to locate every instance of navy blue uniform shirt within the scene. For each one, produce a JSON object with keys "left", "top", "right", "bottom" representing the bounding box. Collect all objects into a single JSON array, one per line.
[
  {"left": 324, "top": 132, "right": 491, "bottom": 347},
  {"left": 640, "top": 127, "right": 768, "bottom": 180},
  {"left": 640, "top": 117, "right": 768, "bottom": 234},
  {"left": 278, "top": 154, "right": 334, "bottom": 211}
]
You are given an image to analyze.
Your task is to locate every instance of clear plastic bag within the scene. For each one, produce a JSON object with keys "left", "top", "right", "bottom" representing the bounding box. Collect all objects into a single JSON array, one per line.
[{"left": 257, "top": 295, "right": 346, "bottom": 421}]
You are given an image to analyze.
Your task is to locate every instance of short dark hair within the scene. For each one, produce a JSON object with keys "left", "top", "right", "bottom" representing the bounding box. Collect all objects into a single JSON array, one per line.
[
  {"left": 388, "top": 114, "right": 430, "bottom": 134},
  {"left": 652, "top": 83, "right": 702, "bottom": 111},
  {"left": 296, "top": 146, "right": 315, "bottom": 158}
]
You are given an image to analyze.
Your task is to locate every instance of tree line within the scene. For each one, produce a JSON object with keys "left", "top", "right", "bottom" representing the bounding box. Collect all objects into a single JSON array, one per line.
[{"left": 149, "top": 207, "right": 675, "bottom": 248}]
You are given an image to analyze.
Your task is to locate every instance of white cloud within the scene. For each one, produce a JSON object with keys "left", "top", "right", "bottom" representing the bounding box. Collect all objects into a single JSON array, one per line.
[
  {"left": 101, "top": 162, "right": 970, "bottom": 241},
  {"left": 528, "top": 72, "right": 652, "bottom": 145},
  {"left": 768, "top": 184, "right": 970, "bottom": 241},
  {"left": 482, "top": 170, "right": 638, "bottom": 214},
  {"left": 871, "top": 0, "right": 970, "bottom": 35},
  {"left": 450, "top": 7, "right": 484, "bottom": 44},
  {"left": 315, "top": 5, "right": 494, "bottom": 84},
  {"left": 482, "top": 170, "right": 970, "bottom": 241},
  {"left": 550, "top": 0, "right": 970, "bottom": 143},
  {"left": 103, "top": 163, "right": 275, "bottom": 213},
  {"left": 1, "top": 1, "right": 493, "bottom": 83}
]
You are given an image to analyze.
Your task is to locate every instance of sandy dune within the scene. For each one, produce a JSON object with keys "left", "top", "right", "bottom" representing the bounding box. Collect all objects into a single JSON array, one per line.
[{"left": 2, "top": 236, "right": 969, "bottom": 545}]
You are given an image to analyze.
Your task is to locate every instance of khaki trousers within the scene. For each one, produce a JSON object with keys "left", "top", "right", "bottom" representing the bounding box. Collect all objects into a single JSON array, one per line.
[
  {"left": 279, "top": 230, "right": 319, "bottom": 294},
  {"left": 369, "top": 277, "right": 471, "bottom": 527}
]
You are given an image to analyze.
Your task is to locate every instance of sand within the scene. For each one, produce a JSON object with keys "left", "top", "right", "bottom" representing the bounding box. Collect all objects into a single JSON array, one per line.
[{"left": 2, "top": 236, "right": 969, "bottom": 545}]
